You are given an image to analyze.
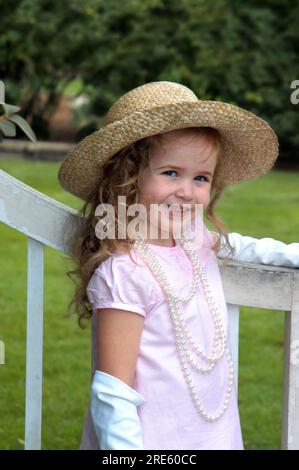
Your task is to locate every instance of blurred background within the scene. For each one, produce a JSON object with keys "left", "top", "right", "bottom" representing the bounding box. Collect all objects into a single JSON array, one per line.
[{"left": 0, "top": 0, "right": 298, "bottom": 450}]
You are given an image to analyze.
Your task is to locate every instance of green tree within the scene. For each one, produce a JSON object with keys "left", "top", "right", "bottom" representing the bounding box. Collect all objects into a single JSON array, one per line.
[{"left": 0, "top": 0, "right": 298, "bottom": 159}]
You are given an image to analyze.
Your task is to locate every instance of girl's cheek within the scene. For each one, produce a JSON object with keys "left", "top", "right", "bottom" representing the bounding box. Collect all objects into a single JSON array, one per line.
[{"left": 163, "top": 180, "right": 176, "bottom": 190}]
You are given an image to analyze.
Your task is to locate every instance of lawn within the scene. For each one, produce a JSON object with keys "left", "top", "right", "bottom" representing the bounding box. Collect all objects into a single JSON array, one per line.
[{"left": 0, "top": 155, "right": 298, "bottom": 450}]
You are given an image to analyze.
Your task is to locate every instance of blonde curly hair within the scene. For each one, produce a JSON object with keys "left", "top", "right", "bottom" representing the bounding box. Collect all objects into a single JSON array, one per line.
[{"left": 63, "top": 126, "right": 235, "bottom": 329}]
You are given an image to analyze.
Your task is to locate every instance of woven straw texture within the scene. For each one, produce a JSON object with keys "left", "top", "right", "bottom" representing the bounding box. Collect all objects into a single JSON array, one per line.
[{"left": 58, "top": 81, "right": 279, "bottom": 201}]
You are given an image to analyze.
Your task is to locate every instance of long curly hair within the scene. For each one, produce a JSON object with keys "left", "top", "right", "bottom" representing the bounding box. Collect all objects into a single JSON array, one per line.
[{"left": 64, "top": 127, "right": 235, "bottom": 329}]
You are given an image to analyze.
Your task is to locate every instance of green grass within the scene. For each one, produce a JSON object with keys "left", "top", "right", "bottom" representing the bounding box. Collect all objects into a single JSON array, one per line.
[{"left": 0, "top": 155, "right": 298, "bottom": 449}]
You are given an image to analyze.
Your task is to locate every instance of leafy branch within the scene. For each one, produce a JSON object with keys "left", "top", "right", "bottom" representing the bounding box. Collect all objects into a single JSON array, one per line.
[{"left": 0, "top": 81, "right": 37, "bottom": 143}]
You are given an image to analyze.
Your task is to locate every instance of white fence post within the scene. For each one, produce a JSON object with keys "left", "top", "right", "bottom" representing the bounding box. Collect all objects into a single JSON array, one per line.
[
  {"left": 227, "top": 304, "right": 240, "bottom": 396},
  {"left": 282, "top": 273, "right": 299, "bottom": 450},
  {"left": 24, "top": 237, "right": 44, "bottom": 450}
]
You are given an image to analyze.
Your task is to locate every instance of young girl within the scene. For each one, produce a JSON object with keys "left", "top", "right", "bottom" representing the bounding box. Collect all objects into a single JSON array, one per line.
[{"left": 58, "top": 81, "right": 299, "bottom": 450}]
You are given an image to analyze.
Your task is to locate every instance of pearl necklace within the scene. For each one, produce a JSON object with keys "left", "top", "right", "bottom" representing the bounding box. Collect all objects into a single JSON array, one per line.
[{"left": 133, "top": 236, "right": 235, "bottom": 422}]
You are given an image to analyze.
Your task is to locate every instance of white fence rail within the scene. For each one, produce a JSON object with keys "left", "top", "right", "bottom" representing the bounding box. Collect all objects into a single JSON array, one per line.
[{"left": 0, "top": 169, "right": 298, "bottom": 450}]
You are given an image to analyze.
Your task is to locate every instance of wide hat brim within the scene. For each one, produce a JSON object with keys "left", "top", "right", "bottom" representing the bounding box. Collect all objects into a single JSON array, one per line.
[{"left": 58, "top": 100, "right": 279, "bottom": 201}]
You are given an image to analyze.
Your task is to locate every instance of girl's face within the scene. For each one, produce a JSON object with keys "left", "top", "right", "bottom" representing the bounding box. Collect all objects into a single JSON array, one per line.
[{"left": 137, "top": 130, "right": 218, "bottom": 245}]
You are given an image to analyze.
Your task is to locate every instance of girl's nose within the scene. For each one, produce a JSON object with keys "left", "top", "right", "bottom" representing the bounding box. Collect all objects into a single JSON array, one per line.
[{"left": 175, "top": 180, "right": 194, "bottom": 201}]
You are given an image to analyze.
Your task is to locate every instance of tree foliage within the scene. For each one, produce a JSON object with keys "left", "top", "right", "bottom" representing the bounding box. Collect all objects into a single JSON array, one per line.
[{"left": 0, "top": 0, "right": 298, "bottom": 158}]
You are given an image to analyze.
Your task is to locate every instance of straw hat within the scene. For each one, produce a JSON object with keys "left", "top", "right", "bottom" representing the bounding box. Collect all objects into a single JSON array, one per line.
[{"left": 58, "top": 81, "right": 279, "bottom": 201}]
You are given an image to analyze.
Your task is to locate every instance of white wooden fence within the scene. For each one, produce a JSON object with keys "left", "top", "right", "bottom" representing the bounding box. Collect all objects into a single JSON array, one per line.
[{"left": 0, "top": 168, "right": 298, "bottom": 450}]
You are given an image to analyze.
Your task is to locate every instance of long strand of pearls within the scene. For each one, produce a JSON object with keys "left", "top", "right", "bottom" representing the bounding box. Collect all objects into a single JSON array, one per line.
[
  {"left": 135, "top": 237, "right": 225, "bottom": 363},
  {"left": 133, "top": 236, "right": 235, "bottom": 422}
]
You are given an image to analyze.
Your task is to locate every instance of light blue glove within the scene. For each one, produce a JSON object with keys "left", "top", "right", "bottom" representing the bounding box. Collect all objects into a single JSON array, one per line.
[
  {"left": 218, "top": 232, "right": 299, "bottom": 267},
  {"left": 90, "top": 369, "right": 146, "bottom": 450}
]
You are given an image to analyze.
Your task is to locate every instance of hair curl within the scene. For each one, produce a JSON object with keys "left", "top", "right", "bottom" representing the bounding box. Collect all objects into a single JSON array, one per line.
[{"left": 63, "top": 127, "right": 235, "bottom": 329}]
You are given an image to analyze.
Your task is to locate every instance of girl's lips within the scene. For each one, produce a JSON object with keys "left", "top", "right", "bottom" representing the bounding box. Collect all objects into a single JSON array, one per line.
[
  {"left": 169, "top": 209, "right": 192, "bottom": 216},
  {"left": 160, "top": 204, "right": 193, "bottom": 216},
  {"left": 166, "top": 204, "right": 192, "bottom": 210}
]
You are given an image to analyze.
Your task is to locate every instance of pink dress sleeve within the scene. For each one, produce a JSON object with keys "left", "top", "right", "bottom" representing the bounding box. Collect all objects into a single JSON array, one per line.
[{"left": 87, "top": 255, "right": 154, "bottom": 317}]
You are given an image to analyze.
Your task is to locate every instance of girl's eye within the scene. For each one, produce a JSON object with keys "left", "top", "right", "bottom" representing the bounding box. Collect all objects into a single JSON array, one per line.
[
  {"left": 162, "top": 170, "right": 208, "bottom": 182},
  {"left": 162, "top": 170, "right": 177, "bottom": 177}
]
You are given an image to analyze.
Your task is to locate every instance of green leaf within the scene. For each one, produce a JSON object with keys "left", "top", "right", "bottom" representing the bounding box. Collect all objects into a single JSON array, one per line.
[
  {"left": 0, "top": 102, "right": 21, "bottom": 117},
  {"left": 9, "top": 114, "right": 37, "bottom": 143},
  {"left": 244, "top": 91, "right": 263, "bottom": 105},
  {"left": 0, "top": 120, "right": 16, "bottom": 137}
]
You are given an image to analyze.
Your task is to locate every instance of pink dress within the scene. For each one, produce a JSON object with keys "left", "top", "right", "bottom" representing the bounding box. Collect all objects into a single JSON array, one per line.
[{"left": 80, "top": 224, "right": 244, "bottom": 450}]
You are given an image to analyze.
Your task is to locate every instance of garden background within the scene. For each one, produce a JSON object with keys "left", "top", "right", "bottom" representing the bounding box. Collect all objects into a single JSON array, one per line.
[{"left": 0, "top": 0, "right": 299, "bottom": 449}]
